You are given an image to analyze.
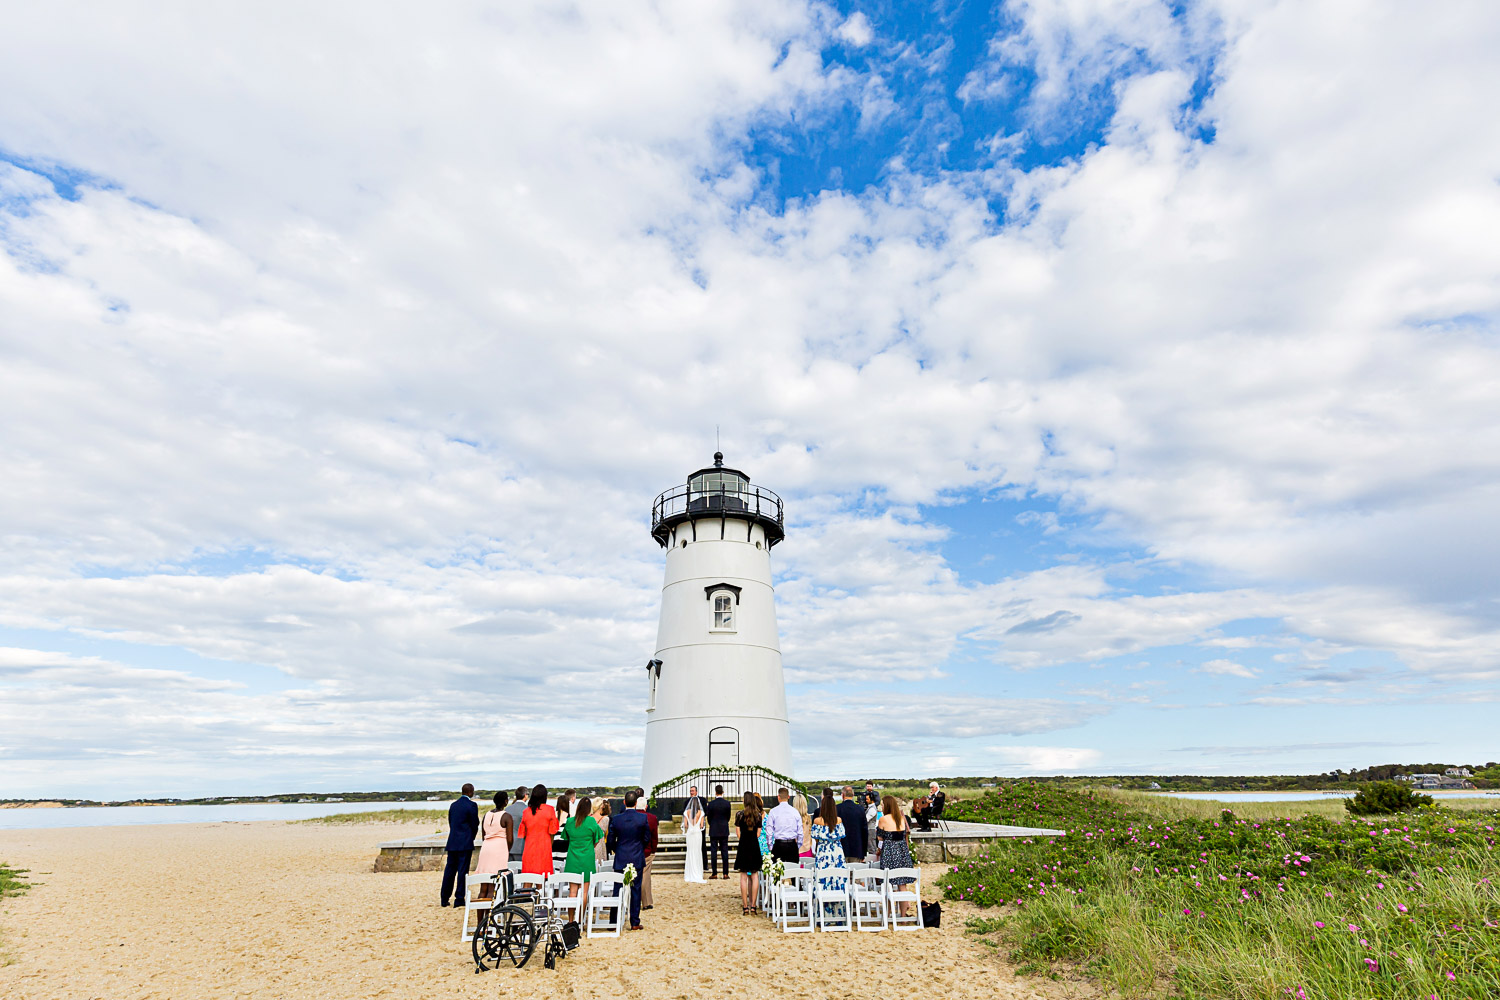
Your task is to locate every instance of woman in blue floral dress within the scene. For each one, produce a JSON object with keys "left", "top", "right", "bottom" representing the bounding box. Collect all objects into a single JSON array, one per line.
[{"left": 810, "top": 788, "right": 848, "bottom": 919}]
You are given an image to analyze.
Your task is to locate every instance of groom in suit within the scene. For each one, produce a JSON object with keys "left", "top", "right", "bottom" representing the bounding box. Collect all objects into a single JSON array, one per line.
[
  {"left": 440, "top": 783, "right": 480, "bottom": 907},
  {"left": 705, "top": 784, "right": 732, "bottom": 878},
  {"left": 606, "top": 788, "right": 651, "bottom": 930}
]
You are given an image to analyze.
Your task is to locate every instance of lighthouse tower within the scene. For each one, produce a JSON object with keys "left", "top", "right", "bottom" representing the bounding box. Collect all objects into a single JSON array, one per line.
[{"left": 641, "top": 453, "right": 793, "bottom": 791}]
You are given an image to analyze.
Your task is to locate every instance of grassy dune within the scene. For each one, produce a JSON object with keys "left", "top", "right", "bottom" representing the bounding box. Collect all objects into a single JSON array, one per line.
[
  {"left": 294, "top": 809, "right": 447, "bottom": 826},
  {"left": 941, "top": 783, "right": 1499, "bottom": 1000}
]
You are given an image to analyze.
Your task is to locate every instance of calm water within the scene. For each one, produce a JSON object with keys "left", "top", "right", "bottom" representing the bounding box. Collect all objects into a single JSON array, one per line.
[
  {"left": 0, "top": 801, "right": 443, "bottom": 831},
  {"left": 1157, "top": 790, "right": 1495, "bottom": 802}
]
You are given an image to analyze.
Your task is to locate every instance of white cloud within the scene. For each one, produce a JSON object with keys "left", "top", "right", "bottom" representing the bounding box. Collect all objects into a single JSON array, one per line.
[
  {"left": 0, "top": 2, "right": 1497, "bottom": 793},
  {"left": 1196, "top": 658, "right": 1257, "bottom": 679},
  {"left": 984, "top": 746, "right": 1104, "bottom": 772}
]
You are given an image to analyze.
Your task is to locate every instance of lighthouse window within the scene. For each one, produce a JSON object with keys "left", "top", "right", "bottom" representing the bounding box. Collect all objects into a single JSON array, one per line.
[{"left": 712, "top": 593, "right": 735, "bottom": 631}]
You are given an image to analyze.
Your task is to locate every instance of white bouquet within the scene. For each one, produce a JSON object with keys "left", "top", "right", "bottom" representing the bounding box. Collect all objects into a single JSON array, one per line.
[
  {"left": 770, "top": 860, "right": 785, "bottom": 882},
  {"left": 622, "top": 863, "right": 637, "bottom": 886}
]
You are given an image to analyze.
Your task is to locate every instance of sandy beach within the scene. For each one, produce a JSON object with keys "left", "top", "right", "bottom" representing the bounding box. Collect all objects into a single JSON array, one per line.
[{"left": 0, "top": 821, "right": 1085, "bottom": 1000}]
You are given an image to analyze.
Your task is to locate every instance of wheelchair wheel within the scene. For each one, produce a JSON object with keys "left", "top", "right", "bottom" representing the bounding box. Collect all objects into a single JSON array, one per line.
[{"left": 472, "top": 904, "right": 538, "bottom": 970}]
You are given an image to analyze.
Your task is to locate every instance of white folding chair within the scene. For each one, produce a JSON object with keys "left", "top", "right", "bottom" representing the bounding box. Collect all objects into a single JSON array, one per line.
[
  {"left": 776, "top": 866, "right": 814, "bottom": 933},
  {"left": 514, "top": 872, "right": 545, "bottom": 896},
  {"left": 846, "top": 861, "right": 870, "bottom": 871},
  {"left": 585, "top": 871, "right": 624, "bottom": 938},
  {"left": 506, "top": 860, "right": 522, "bottom": 873},
  {"left": 886, "top": 867, "right": 924, "bottom": 930},
  {"left": 461, "top": 871, "right": 498, "bottom": 942},
  {"left": 548, "top": 871, "right": 585, "bottom": 922},
  {"left": 850, "top": 869, "right": 888, "bottom": 932},
  {"left": 758, "top": 868, "right": 774, "bottom": 915},
  {"left": 813, "top": 868, "right": 851, "bottom": 932}
]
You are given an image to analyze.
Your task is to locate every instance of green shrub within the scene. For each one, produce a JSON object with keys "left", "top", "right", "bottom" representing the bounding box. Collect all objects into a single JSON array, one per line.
[
  {"left": 1344, "top": 780, "right": 1435, "bottom": 816},
  {"left": 940, "top": 785, "right": 1500, "bottom": 1000}
]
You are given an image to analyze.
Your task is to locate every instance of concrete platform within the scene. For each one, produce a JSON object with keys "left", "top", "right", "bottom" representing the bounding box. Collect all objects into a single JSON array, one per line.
[{"left": 373, "top": 820, "right": 1063, "bottom": 872}]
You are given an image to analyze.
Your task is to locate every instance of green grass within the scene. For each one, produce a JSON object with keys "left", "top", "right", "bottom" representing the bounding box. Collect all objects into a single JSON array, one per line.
[
  {"left": 294, "top": 808, "right": 447, "bottom": 825},
  {"left": 943, "top": 783, "right": 1500, "bottom": 1000},
  {"left": 0, "top": 863, "right": 28, "bottom": 899}
]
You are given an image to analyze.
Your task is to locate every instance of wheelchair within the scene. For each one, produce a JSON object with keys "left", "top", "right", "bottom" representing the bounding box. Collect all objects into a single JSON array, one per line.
[{"left": 471, "top": 871, "right": 579, "bottom": 971}]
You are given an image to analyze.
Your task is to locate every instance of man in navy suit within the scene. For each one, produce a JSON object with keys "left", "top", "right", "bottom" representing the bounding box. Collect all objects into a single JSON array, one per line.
[
  {"left": 605, "top": 788, "right": 651, "bottom": 930},
  {"left": 440, "top": 783, "right": 480, "bottom": 907}
]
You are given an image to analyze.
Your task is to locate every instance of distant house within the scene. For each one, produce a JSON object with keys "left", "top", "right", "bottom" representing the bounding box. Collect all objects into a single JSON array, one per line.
[
  {"left": 325, "top": 797, "right": 344, "bottom": 803},
  {"left": 1445, "top": 767, "right": 1472, "bottom": 777},
  {"left": 1148, "top": 782, "right": 1162, "bottom": 790},
  {"left": 426, "top": 795, "right": 442, "bottom": 801}
]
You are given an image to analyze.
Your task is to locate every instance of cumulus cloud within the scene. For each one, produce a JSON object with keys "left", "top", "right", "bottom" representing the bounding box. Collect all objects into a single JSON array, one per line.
[
  {"left": 1196, "top": 658, "right": 1257, "bottom": 679},
  {"left": 1, "top": 1, "right": 1497, "bottom": 794}
]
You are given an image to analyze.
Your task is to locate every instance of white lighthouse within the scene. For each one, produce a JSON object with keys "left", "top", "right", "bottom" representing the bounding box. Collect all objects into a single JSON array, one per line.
[{"left": 641, "top": 453, "right": 793, "bottom": 792}]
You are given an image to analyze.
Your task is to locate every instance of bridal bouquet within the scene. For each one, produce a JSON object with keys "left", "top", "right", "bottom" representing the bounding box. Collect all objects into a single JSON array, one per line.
[{"left": 621, "top": 863, "right": 637, "bottom": 886}]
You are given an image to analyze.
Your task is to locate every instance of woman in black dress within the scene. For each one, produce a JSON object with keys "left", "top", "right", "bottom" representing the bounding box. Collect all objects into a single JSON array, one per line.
[{"left": 734, "top": 792, "right": 763, "bottom": 915}]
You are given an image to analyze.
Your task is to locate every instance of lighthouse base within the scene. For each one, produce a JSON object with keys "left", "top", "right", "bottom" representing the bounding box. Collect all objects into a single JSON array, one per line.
[{"left": 641, "top": 713, "right": 791, "bottom": 793}]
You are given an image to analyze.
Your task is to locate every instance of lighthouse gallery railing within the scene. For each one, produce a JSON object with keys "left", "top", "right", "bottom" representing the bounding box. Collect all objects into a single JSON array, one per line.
[{"left": 650, "top": 481, "right": 784, "bottom": 547}]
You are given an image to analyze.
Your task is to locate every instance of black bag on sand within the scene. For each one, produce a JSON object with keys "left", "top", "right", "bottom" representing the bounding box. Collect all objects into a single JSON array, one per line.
[
  {"left": 921, "top": 901, "right": 942, "bottom": 928},
  {"left": 562, "top": 921, "right": 581, "bottom": 950}
]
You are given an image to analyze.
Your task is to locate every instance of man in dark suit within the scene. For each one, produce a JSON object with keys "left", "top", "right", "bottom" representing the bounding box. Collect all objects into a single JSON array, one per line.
[
  {"left": 836, "top": 785, "right": 867, "bottom": 861},
  {"left": 704, "top": 784, "right": 732, "bottom": 879},
  {"left": 606, "top": 788, "right": 651, "bottom": 930},
  {"left": 440, "top": 782, "right": 480, "bottom": 907},
  {"left": 637, "top": 787, "right": 660, "bottom": 909}
]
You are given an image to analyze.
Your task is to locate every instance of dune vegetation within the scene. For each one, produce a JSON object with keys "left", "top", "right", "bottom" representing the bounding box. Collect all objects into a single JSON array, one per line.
[{"left": 942, "top": 784, "right": 1499, "bottom": 1000}]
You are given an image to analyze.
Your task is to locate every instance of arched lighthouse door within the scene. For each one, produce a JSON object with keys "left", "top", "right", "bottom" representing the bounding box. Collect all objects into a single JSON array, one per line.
[{"left": 708, "top": 727, "right": 739, "bottom": 768}]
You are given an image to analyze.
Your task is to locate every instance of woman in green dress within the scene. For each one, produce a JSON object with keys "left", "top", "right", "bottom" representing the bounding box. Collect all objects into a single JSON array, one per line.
[{"left": 561, "top": 795, "right": 605, "bottom": 901}]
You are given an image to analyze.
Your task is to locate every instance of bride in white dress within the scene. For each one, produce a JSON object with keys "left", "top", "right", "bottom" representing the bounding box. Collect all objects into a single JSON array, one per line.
[{"left": 682, "top": 795, "right": 706, "bottom": 883}]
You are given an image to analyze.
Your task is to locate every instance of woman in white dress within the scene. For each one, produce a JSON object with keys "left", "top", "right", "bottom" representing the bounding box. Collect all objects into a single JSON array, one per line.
[{"left": 682, "top": 795, "right": 706, "bottom": 883}]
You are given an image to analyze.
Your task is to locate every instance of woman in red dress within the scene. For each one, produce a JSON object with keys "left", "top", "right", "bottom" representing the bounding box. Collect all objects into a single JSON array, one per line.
[{"left": 518, "top": 784, "right": 559, "bottom": 876}]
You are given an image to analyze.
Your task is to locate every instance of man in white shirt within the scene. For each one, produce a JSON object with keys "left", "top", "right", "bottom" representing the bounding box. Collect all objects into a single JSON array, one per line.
[{"left": 765, "top": 786, "right": 802, "bottom": 864}]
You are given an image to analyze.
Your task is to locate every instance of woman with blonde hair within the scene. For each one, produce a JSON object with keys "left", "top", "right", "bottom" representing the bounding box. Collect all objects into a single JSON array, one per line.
[
  {"left": 593, "top": 799, "right": 612, "bottom": 866},
  {"left": 876, "top": 794, "right": 916, "bottom": 917},
  {"left": 794, "top": 791, "right": 813, "bottom": 860}
]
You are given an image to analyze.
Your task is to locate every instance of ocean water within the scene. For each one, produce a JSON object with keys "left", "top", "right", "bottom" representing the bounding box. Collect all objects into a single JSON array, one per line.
[
  {"left": 0, "top": 801, "right": 444, "bottom": 831},
  {"left": 1157, "top": 790, "right": 1495, "bottom": 802}
]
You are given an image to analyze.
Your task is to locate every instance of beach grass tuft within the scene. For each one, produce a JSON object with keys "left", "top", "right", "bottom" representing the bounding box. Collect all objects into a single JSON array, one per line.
[
  {"left": 943, "top": 783, "right": 1500, "bottom": 1000},
  {"left": 0, "top": 863, "right": 28, "bottom": 899}
]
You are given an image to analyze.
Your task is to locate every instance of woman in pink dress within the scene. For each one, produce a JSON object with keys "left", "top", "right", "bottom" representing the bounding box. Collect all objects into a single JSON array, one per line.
[{"left": 475, "top": 790, "right": 513, "bottom": 875}]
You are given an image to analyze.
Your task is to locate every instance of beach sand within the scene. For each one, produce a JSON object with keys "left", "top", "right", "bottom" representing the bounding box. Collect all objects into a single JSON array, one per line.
[{"left": 0, "top": 821, "right": 1088, "bottom": 1000}]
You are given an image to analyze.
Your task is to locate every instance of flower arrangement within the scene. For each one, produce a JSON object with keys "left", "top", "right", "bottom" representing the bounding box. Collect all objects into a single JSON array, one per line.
[{"left": 621, "top": 863, "right": 637, "bottom": 886}]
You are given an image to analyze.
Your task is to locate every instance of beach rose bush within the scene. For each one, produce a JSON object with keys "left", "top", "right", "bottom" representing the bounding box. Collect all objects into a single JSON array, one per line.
[{"left": 942, "top": 784, "right": 1500, "bottom": 1000}]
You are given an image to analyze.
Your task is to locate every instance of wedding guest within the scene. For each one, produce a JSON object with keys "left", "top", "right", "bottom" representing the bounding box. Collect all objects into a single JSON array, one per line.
[
  {"left": 440, "top": 783, "right": 480, "bottom": 908},
  {"left": 794, "top": 791, "right": 814, "bottom": 859},
  {"left": 810, "top": 788, "right": 848, "bottom": 920},
  {"left": 562, "top": 796, "right": 604, "bottom": 898},
  {"left": 734, "top": 792, "right": 763, "bottom": 915},
  {"left": 505, "top": 785, "right": 529, "bottom": 863},
  {"left": 475, "top": 790, "right": 511, "bottom": 887},
  {"left": 766, "top": 787, "right": 802, "bottom": 864},
  {"left": 554, "top": 792, "right": 573, "bottom": 853},
  {"left": 594, "top": 800, "right": 612, "bottom": 865},
  {"left": 519, "top": 784, "right": 558, "bottom": 876},
  {"left": 754, "top": 792, "right": 772, "bottom": 859},
  {"left": 605, "top": 789, "right": 650, "bottom": 930},
  {"left": 836, "top": 786, "right": 867, "bottom": 861},
  {"left": 636, "top": 788, "right": 659, "bottom": 910},
  {"left": 864, "top": 787, "right": 880, "bottom": 863},
  {"left": 877, "top": 794, "right": 917, "bottom": 918},
  {"left": 705, "top": 784, "right": 732, "bottom": 879}
]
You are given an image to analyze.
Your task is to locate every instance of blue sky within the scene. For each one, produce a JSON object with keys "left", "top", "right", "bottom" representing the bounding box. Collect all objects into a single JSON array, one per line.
[{"left": 1, "top": 1, "right": 1497, "bottom": 798}]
